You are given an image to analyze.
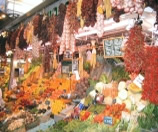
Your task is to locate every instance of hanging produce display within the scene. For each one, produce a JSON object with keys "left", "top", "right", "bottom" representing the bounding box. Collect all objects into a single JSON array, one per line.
[
  {"left": 32, "top": 14, "right": 43, "bottom": 37},
  {"left": 81, "top": 0, "right": 98, "bottom": 27},
  {"left": 60, "top": 1, "right": 78, "bottom": 54},
  {"left": 77, "top": 0, "right": 84, "bottom": 28},
  {"left": 124, "top": 25, "right": 145, "bottom": 73},
  {"left": 18, "top": 27, "right": 28, "bottom": 50},
  {"left": 113, "top": 8, "right": 125, "bottom": 23},
  {"left": 56, "top": 3, "right": 67, "bottom": 37},
  {"left": 0, "top": 36, "right": 7, "bottom": 56},
  {"left": 48, "top": 15, "right": 58, "bottom": 50},
  {"left": 23, "top": 22, "right": 34, "bottom": 45},
  {"left": 142, "top": 46, "right": 158, "bottom": 104},
  {"left": 110, "top": 0, "right": 144, "bottom": 14},
  {"left": 103, "top": 0, "right": 112, "bottom": 18},
  {"left": 38, "top": 16, "right": 49, "bottom": 45},
  {"left": 66, "top": 1, "right": 80, "bottom": 34},
  {"left": 10, "top": 29, "right": 19, "bottom": 49},
  {"left": 31, "top": 35, "right": 41, "bottom": 58},
  {"left": 96, "top": 0, "right": 104, "bottom": 37}
]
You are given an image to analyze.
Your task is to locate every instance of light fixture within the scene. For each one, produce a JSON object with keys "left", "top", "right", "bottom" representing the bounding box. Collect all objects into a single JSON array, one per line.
[{"left": 1, "top": 14, "right": 6, "bottom": 18}]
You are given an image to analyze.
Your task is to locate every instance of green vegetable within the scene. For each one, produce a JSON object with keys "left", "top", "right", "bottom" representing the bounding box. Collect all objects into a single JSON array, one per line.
[
  {"left": 83, "top": 62, "right": 90, "bottom": 73},
  {"left": 41, "top": 120, "right": 68, "bottom": 132},
  {"left": 64, "top": 120, "right": 81, "bottom": 132},
  {"left": 112, "top": 66, "right": 129, "bottom": 81},
  {"left": 99, "top": 74, "right": 109, "bottom": 84},
  {"left": 88, "top": 104, "right": 105, "bottom": 114},
  {"left": 118, "top": 120, "right": 129, "bottom": 131},
  {"left": 143, "top": 103, "right": 155, "bottom": 115}
]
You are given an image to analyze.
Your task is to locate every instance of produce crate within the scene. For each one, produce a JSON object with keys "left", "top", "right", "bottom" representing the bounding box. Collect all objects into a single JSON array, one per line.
[
  {"left": 8, "top": 125, "right": 26, "bottom": 132},
  {"left": 25, "top": 118, "right": 40, "bottom": 130},
  {"left": 39, "top": 110, "right": 51, "bottom": 123}
]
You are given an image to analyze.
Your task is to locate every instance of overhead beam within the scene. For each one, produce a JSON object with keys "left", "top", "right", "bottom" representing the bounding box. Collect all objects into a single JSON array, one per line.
[{"left": 2, "top": 0, "right": 59, "bottom": 30}]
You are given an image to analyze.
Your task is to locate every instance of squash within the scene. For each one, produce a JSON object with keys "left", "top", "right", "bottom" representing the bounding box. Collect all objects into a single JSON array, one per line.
[{"left": 128, "top": 83, "right": 142, "bottom": 93}]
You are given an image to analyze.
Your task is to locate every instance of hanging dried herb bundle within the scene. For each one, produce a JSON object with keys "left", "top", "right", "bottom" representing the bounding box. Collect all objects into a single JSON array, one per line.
[
  {"left": 142, "top": 46, "right": 158, "bottom": 104},
  {"left": 18, "top": 27, "right": 28, "bottom": 50},
  {"left": 47, "top": 15, "right": 58, "bottom": 50},
  {"left": 113, "top": 8, "right": 125, "bottom": 23},
  {"left": 124, "top": 25, "right": 145, "bottom": 73},
  {"left": 0, "top": 36, "right": 7, "bottom": 55},
  {"left": 32, "top": 14, "right": 43, "bottom": 36},
  {"left": 155, "top": 11, "right": 158, "bottom": 26},
  {"left": 10, "top": 29, "right": 19, "bottom": 49},
  {"left": 66, "top": 1, "right": 80, "bottom": 34},
  {"left": 56, "top": 3, "right": 67, "bottom": 37},
  {"left": 6, "top": 31, "right": 13, "bottom": 47},
  {"left": 81, "top": 0, "right": 98, "bottom": 27},
  {"left": 144, "top": 0, "right": 158, "bottom": 11},
  {"left": 38, "top": 16, "right": 49, "bottom": 45}
]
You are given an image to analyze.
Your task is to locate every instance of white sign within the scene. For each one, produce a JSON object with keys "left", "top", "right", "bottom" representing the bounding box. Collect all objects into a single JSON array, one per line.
[{"left": 133, "top": 74, "right": 144, "bottom": 89}]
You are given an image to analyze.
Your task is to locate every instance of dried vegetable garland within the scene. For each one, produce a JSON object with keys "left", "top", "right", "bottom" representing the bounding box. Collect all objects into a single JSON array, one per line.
[
  {"left": 113, "top": 8, "right": 125, "bottom": 22},
  {"left": 10, "top": 29, "right": 19, "bottom": 49},
  {"left": 60, "top": 1, "right": 78, "bottom": 54},
  {"left": 77, "top": 0, "right": 84, "bottom": 28},
  {"left": 32, "top": 35, "right": 41, "bottom": 58},
  {"left": 38, "top": 16, "right": 49, "bottom": 45},
  {"left": 0, "top": 36, "right": 6, "bottom": 55},
  {"left": 124, "top": 25, "right": 145, "bottom": 73},
  {"left": 18, "top": 27, "right": 28, "bottom": 50},
  {"left": 56, "top": 3, "right": 67, "bottom": 37},
  {"left": 23, "top": 22, "right": 34, "bottom": 44},
  {"left": 6, "top": 31, "right": 13, "bottom": 49},
  {"left": 81, "top": 0, "right": 98, "bottom": 27},
  {"left": 103, "top": 0, "right": 112, "bottom": 18},
  {"left": 32, "top": 14, "right": 43, "bottom": 37},
  {"left": 142, "top": 46, "right": 158, "bottom": 104},
  {"left": 110, "top": 0, "right": 144, "bottom": 15},
  {"left": 48, "top": 15, "right": 58, "bottom": 50},
  {"left": 66, "top": 1, "right": 80, "bottom": 34}
]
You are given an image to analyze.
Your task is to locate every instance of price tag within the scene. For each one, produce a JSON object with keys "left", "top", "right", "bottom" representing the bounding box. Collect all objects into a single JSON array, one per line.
[
  {"left": 104, "top": 116, "right": 113, "bottom": 125},
  {"left": 133, "top": 74, "right": 144, "bottom": 89}
]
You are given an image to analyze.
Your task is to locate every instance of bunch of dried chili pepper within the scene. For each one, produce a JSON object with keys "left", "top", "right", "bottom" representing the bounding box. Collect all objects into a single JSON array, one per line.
[
  {"left": 124, "top": 25, "right": 145, "bottom": 74},
  {"left": 142, "top": 46, "right": 158, "bottom": 104}
]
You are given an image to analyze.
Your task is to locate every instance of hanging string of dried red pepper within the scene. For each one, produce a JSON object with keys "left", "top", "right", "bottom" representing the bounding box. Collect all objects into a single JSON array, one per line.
[
  {"left": 124, "top": 25, "right": 145, "bottom": 74},
  {"left": 142, "top": 46, "right": 158, "bottom": 104}
]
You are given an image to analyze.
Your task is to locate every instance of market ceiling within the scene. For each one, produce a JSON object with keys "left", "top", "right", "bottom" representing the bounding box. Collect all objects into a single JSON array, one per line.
[{"left": 0, "top": 0, "right": 44, "bottom": 30}]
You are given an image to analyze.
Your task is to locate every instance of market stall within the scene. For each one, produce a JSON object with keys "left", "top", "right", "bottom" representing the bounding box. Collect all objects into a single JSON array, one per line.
[{"left": 0, "top": 0, "right": 158, "bottom": 132}]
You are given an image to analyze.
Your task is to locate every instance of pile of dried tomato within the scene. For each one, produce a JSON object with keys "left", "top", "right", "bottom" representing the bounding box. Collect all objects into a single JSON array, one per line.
[
  {"left": 124, "top": 25, "right": 145, "bottom": 74},
  {"left": 142, "top": 46, "right": 158, "bottom": 104}
]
